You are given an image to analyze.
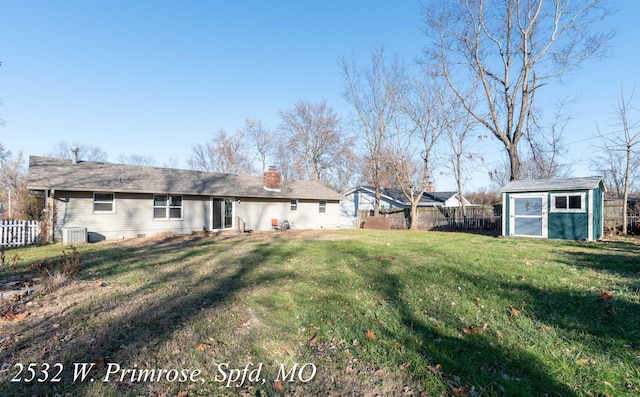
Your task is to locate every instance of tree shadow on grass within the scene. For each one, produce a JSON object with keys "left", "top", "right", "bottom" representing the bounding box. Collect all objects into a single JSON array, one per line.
[
  {"left": 0, "top": 233, "right": 298, "bottom": 396},
  {"left": 558, "top": 240, "right": 640, "bottom": 289},
  {"left": 349, "top": 252, "right": 581, "bottom": 396}
]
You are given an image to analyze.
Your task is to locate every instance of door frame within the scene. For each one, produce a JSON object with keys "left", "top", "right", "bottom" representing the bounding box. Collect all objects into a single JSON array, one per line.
[
  {"left": 509, "top": 193, "right": 548, "bottom": 238},
  {"left": 210, "top": 197, "right": 235, "bottom": 231}
]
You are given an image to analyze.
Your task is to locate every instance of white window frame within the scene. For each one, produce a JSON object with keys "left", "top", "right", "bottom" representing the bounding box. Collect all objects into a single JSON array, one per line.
[
  {"left": 508, "top": 193, "right": 548, "bottom": 238},
  {"left": 550, "top": 192, "right": 586, "bottom": 213},
  {"left": 290, "top": 199, "right": 298, "bottom": 212},
  {"left": 153, "top": 194, "right": 183, "bottom": 220},
  {"left": 93, "top": 192, "right": 115, "bottom": 213},
  {"left": 319, "top": 200, "right": 327, "bottom": 214}
]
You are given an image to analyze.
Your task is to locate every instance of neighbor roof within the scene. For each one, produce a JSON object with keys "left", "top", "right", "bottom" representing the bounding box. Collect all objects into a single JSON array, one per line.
[
  {"left": 346, "top": 186, "right": 459, "bottom": 206},
  {"left": 500, "top": 176, "right": 604, "bottom": 193},
  {"left": 27, "top": 156, "right": 344, "bottom": 200}
]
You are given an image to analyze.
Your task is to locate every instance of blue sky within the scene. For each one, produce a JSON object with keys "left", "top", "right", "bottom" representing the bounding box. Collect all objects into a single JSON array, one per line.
[{"left": 1, "top": 1, "right": 638, "bottom": 191}]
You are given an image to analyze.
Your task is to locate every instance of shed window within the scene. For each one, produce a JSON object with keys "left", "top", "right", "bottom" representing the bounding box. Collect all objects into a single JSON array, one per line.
[
  {"left": 290, "top": 199, "right": 298, "bottom": 212},
  {"left": 551, "top": 193, "right": 585, "bottom": 212},
  {"left": 154, "top": 195, "right": 183, "bottom": 219},
  {"left": 319, "top": 200, "right": 326, "bottom": 213},
  {"left": 93, "top": 193, "right": 114, "bottom": 213}
]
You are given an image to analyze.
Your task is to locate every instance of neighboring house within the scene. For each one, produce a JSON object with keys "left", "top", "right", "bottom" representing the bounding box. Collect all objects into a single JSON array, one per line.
[
  {"left": 500, "top": 176, "right": 605, "bottom": 241},
  {"left": 27, "top": 156, "right": 344, "bottom": 242},
  {"left": 340, "top": 186, "right": 472, "bottom": 228}
]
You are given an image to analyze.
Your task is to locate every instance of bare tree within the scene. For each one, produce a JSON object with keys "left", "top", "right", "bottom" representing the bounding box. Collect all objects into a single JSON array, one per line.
[
  {"left": 329, "top": 146, "right": 359, "bottom": 193},
  {"left": 49, "top": 141, "right": 108, "bottom": 162},
  {"left": 117, "top": 154, "right": 158, "bottom": 167},
  {"left": 341, "top": 45, "right": 407, "bottom": 216},
  {"left": 278, "top": 99, "right": 345, "bottom": 184},
  {"left": 387, "top": 73, "right": 446, "bottom": 229},
  {"left": 593, "top": 87, "right": 640, "bottom": 235},
  {"left": 445, "top": 96, "right": 478, "bottom": 220},
  {"left": 590, "top": 151, "right": 625, "bottom": 197},
  {"left": 0, "top": 146, "right": 27, "bottom": 219},
  {"left": 244, "top": 118, "right": 275, "bottom": 173},
  {"left": 423, "top": 0, "right": 613, "bottom": 181},
  {"left": 188, "top": 129, "right": 254, "bottom": 175}
]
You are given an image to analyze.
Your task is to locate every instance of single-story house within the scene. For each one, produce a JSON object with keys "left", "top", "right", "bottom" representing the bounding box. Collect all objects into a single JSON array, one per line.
[
  {"left": 27, "top": 156, "right": 344, "bottom": 242},
  {"left": 340, "top": 186, "right": 472, "bottom": 227},
  {"left": 500, "top": 176, "right": 605, "bottom": 241}
]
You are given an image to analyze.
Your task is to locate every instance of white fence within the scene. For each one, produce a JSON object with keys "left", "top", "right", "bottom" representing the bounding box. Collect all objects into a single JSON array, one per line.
[{"left": 0, "top": 220, "right": 41, "bottom": 247}]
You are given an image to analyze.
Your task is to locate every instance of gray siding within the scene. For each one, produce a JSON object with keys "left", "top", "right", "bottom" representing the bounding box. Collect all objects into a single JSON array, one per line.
[
  {"left": 54, "top": 191, "right": 210, "bottom": 241},
  {"left": 237, "top": 198, "right": 341, "bottom": 231},
  {"left": 51, "top": 191, "right": 341, "bottom": 241}
]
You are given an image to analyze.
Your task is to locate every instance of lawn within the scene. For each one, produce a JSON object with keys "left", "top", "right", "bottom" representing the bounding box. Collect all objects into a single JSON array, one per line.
[{"left": 0, "top": 230, "right": 639, "bottom": 396}]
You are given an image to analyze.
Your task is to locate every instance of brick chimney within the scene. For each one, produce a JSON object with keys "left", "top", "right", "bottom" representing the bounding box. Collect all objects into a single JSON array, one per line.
[
  {"left": 263, "top": 166, "right": 282, "bottom": 192},
  {"left": 425, "top": 184, "right": 435, "bottom": 193}
]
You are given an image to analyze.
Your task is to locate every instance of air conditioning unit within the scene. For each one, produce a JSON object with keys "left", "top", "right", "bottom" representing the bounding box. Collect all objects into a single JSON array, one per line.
[{"left": 62, "top": 227, "right": 87, "bottom": 244}]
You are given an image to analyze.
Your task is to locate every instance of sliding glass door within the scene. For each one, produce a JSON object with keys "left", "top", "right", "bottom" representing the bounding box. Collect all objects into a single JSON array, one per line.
[{"left": 212, "top": 198, "right": 234, "bottom": 230}]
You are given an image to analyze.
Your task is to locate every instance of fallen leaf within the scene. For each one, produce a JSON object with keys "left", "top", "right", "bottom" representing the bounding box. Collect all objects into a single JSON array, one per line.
[
  {"left": 510, "top": 307, "right": 521, "bottom": 316},
  {"left": 177, "top": 391, "right": 188, "bottom": 397},
  {"left": 462, "top": 323, "right": 487, "bottom": 335},
  {"left": 345, "top": 365, "right": 353, "bottom": 374},
  {"left": 195, "top": 344, "right": 208, "bottom": 351},
  {"left": 273, "top": 380, "right": 284, "bottom": 391},
  {"left": 308, "top": 336, "right": 318, "bottom": 345},
  {"left": 399, "top": 362, "right": 410, "bottom": 370},
  {"left": 374, "top": 369, "right": 384, "bottom": 376},
  {"left": 92, "top": 357, "right": 106, "bottom": 372},
  {"left": 452, "top": 385, "right": 472, "bottom": 396},
  {"left": 426, "top": 364, "right": 442, "bottom": 376},
  {"left": 597, "top": 291, "right": 613, "bottom": 301},
  {"left": 14, "top": 312, "right": 28, "bottom": 321},
  {"left": 284, "top": 305, "right": 293, "bottom": 311},
  {"left": 366, "top": 329, "right": 377, "bottom": 340},
  {"left": 538, "top": 325, "right": 551, "bottom": 332}
]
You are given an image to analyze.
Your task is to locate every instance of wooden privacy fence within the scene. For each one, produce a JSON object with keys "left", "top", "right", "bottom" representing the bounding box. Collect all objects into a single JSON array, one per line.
[
  {"left": 603, "top": 199, "right": 640, "bottom": 234},
  {"left": 358, "top": 206, "right": 501, "bottom": 232},
  {"left": 0, "top": 220, "right": 41, "bottom": 247},
  {"left": 358, "top": 200, "right": 639, "bottom": 236}
]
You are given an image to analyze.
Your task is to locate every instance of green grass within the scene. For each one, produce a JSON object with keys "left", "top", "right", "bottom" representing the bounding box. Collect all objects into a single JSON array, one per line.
[{"left": 1, "top": 230, "right": 639, "bottom": 396}]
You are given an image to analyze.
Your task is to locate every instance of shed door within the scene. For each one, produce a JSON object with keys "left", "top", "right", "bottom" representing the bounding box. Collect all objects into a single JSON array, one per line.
[{"left": 510, "top": 194, "right": 547, "bottom": 238}]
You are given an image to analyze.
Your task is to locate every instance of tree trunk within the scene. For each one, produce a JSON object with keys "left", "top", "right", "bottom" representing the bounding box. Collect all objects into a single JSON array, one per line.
[
  {"left": 623, "top": 143, "right": 631, "bottom": 235},
  {"left": 373, "top": 185, "right": 381, "bottom": 217},
  {"left": 409, "top": 200, "right": 419, "bottom": 230},
  {"left": 507, "top": 144, "right": 521, "bottom": 181}
]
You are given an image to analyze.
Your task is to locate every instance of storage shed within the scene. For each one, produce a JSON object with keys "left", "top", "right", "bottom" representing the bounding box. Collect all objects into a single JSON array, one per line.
[{"left": 501, "top": 176, "right": 605, "bottom": 241}]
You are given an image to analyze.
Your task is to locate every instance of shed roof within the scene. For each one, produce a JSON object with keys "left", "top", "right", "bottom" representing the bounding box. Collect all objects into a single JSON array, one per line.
[
  {"left": 500, "top": 176, "right": 604, "bottom": 193},
  {"left": 27, "top": 156, "right": 344, "bottom": 200}
]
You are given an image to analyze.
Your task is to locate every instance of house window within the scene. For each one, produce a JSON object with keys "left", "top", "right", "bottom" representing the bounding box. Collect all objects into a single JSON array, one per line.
[
  {"left": 551, "top": 193, "right": 585, "bottom": 212},
  {"left": 94, "top": 193, "right": 114, "bottom": 213},
  {"left": 290, "top": 199, "right": 298, "bottom": 212},
  {"left": 154, "top": 195, "right": 183, "bottom": 219},
  {"left": 319, "top": 200, "right": 326, "bottom": 213}
]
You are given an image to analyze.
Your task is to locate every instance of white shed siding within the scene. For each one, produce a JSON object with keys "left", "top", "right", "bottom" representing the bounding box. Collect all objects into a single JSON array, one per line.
[
  {"left": 53, "top": 191, "right": 210, "bottom": 241},
  {"left": 237, "top": 198, "right": 341, "bottom": 231}
]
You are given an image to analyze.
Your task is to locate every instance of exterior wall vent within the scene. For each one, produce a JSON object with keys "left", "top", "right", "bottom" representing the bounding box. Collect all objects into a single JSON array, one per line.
[{"left": 62, "top": 227, "right": 87, "bottom": 244}]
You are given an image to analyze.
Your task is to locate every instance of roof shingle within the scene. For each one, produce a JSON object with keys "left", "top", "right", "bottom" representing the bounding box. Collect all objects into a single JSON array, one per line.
[
  {"left": 500, "top": 176, "right": 604, "bottom": 193},
  {"left": 27, "top": 156, "right": 344, "bottom": 200}
]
